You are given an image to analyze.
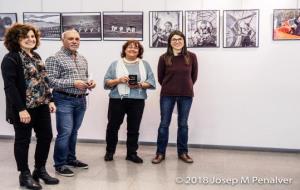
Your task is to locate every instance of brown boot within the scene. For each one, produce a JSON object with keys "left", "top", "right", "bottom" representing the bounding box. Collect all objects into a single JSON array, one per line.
[
  {"left": 152, "top": 154, "right": 165, "bottom": 164},
  {"left": 178, "top": 153, "right": 193, "bottom": 163}
]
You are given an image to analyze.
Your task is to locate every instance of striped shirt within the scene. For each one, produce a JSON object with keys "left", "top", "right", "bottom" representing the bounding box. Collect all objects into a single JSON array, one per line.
[{"left": 45, "top": 47, "right": 88, "bottom": 95}]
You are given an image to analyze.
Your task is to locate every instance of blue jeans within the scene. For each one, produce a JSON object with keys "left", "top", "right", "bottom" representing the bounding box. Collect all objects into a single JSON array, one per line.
[
  {"left": 156, "top": 96, "right": 193, "bottom": 155},
  {"left": 53, "top": 92, "right": 86, "bottom": 168}
]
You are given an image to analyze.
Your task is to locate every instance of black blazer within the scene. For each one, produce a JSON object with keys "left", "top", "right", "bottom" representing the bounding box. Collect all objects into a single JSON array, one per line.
[{"left": 1, "top": 52, "right": 28, "bottom": 124}]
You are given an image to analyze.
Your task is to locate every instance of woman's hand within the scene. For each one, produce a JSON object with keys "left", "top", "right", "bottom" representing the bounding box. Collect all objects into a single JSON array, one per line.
[
  {"left": 128, "top": 83, "right": 140, "bottom": 89},
  {"left": 19, "top": 110, "right": 31, "bottom": 124},
  {"left": 118, "top": 76, "right": 129, "bottom": 84},
  {"left": 128, "top": 82, "right": 150, "bottom": 89},
  {"left": 128, "top": 82, "right": 146, "bottom": 89},
  {"left": 106, "top": 76, "right": 129, "bottom": 88},
  {"left": 49, "top": 102, "right": 56, "bottom": 113}
]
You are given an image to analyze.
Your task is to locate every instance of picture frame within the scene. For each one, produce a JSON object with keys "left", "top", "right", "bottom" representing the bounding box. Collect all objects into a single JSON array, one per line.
[
  {"left": 223, "top": 9, "right": 259, "bottom": 48},
  {"left": 102, "top": 11, "right": 143, "bottom": 41},
  {"left": 273, "top": 9, "right": 300, "bottom": 40},
  {"left": 61, "top": 12, "right": 102, "bottom": 41},
  {"left": 0, "top": 13, "right": 17, "bottom": 40},
  {"left": 23, "top": 12, "right": 61, "bottom": 40},
  {"left": 185, "top": 10, "right": 220, "bottom": 48},
  {"left": 149, "top": 11, "right": 183, "bottom": 48}
]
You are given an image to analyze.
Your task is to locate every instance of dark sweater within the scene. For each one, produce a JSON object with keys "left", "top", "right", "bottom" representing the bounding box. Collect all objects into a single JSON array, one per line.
[{"left": 157, "top": 51, "right": 198, "bottom": 97}]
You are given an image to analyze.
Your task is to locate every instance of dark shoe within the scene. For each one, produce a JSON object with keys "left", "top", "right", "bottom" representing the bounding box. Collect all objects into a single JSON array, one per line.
[
  {"left": 104, "top": 152, "right": 114, "bottom": 161},
  {"left": 126, "top": 154, "right": 143, "bottom": 163},
  {"left": 152, "top": 154, "right": 165, "bottom": 164},
  {"left": 55, "top": 166, "right": 74, "bottom": 177},
  {"left": 178, "top": 153, "right": 193, "bottom": 163},
  {"left": 19, "top": 170, "right": 42, "bottom": 190},
  {"left": 32, "top": 167, "right": 59, "bottom": 185},
  {"left": 67, "top": 160, "right": 88, "bottom": 169}
]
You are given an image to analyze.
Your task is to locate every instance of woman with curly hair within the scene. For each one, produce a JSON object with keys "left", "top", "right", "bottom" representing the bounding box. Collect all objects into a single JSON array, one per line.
[{"left": 1, "top": 23, "right": 59, "bottom": 190}]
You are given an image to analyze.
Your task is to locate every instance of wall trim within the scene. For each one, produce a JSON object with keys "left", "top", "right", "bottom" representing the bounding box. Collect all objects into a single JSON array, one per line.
[{"left": 0, "top": 135, "right": 299, "bottom": 153}]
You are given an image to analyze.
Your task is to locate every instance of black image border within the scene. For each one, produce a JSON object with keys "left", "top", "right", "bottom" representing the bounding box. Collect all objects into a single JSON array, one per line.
[
  {"left": 102, "top": 11, "right": 143, "bottom": 41},
  {"left": 23, "top": 12, "right": 62, "bottom": 41},
  {"left": 61, "top": 12, "right": 102, "bottom": 41},
  {"left": 184, "top": 10, "right": 220, "bottom": 48},
  {"left": 0, "top": 12, "right": 18, "bottom": 41},
  {"left": 223, "top": 9, "right": 260, "bottom": 48},
  {"left": 149, "top": 10, "right": 183, "bottom": 48}
]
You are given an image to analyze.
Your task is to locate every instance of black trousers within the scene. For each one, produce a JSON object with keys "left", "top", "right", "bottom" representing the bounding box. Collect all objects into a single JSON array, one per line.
[
  {"left": 13, "top": 104, "right": 53, "bottom": 172},
  {"left": 106, "top": 98, "right": 145, "bottom": 155}
]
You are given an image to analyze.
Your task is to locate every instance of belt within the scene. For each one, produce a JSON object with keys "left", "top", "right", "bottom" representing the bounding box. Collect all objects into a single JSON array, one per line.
[{"left": 55, "top": 91, "right": 88, "bottom": 98}]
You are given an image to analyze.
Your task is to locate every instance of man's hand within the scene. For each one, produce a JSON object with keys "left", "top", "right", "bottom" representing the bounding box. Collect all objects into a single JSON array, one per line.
[
  {"left": 87, "top": 80, "right": 96, "bottom": 90},
  {"left": 74, "top": 80, "right": 89, "bottom": 90}
]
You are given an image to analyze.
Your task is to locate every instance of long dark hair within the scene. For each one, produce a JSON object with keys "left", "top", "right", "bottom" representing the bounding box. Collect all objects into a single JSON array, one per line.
[{"left": 164, "top": 30, "right": 190, "bottom": 66}]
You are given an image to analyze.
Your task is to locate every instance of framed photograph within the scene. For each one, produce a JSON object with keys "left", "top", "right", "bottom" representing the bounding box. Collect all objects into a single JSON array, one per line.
[
  {"left": 185, "top": 10, "right": 220, "bottom": 48},
  {"left": 23, "top": 12, "right": 61, "bottom": 40},
  {"left": 103, "top": 12, "right": 143, "bottom": 41},
  {"left": 149, "top": 11, "right": 183, "bottom": 48},
  {"left": 62, "top": 12, "right": 101, "bottom": 41},
  {"left": 223, "top": 9, "right": 259, "bottom": 48},
  {"left": 273, "top": 9, "right": 300, "bottom": 40},
  {"left": 0, "top": 13, "right": 17, "bottom": 40}
]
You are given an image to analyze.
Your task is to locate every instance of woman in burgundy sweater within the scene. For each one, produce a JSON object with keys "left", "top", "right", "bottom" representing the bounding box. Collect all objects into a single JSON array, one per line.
[{"left": 152, "top": 30, "right": 198, "bottom": 164}]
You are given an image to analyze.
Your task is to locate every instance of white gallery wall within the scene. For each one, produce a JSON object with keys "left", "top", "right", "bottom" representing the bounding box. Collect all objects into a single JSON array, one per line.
[{"left": 0, "top": 0, "right": 300, "bottom": 149}]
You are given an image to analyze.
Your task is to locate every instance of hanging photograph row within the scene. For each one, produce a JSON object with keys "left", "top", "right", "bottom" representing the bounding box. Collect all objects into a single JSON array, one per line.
[
  {"left": 0, "top": 9, "right": 300, "bottom": 48},
  {"left": 150, "top": 10, "right": 259, "bottom": 48},
  {"left": 21, "top": 12, "right": 144, "bottom": 41}
]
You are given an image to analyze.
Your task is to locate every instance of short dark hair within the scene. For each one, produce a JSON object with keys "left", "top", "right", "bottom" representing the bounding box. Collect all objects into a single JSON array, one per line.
[
  {"left": 121, "top": 40, "right": 144, "bottom": 59},
  {"left": 4, "top": 23, "right": 40, "bottom": 52}
]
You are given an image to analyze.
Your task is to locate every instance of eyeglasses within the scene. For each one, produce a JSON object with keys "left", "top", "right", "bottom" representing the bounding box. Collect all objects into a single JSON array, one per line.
[
  {"left": 171, "top": 38, "right": 183, "bottom": 42},
  {"left": 127, "top": 46, "right": 139, "bottom": 50}
]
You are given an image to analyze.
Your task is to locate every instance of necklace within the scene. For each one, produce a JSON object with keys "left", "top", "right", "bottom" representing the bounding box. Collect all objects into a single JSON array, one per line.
[{"left": 123, "top": 57, "right": 139, "bottom": 64}]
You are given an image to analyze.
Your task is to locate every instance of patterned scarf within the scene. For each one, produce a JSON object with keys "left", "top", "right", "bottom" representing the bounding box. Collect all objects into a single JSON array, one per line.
[{"left": 19, "top": 50, "right": 52, "bottom": 108}]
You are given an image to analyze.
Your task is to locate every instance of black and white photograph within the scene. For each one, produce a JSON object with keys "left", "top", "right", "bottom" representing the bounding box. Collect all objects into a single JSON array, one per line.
[
  {"left": 0, "top": 13, "right": 17, "bottom": 40},
  {"left": 62, "top": 12, "right": 102, "bottom": 41},
  {"left": 223, "top": 9, "right": 259, "bottom": 48},
  {"left": 23, "top": 12, "right": 61, "bottom": 40},
  {"left": 103, "top": 12, "right": 143, "bottom": 41},
  {"left": 149, "top": 11, "right": 183, "bottom": 48},
  {"left": 273, "top": 9, "right": 300, "bottom": 40},
  {"left": 185, "top": 10, "right": 220, "bottom": 48}
]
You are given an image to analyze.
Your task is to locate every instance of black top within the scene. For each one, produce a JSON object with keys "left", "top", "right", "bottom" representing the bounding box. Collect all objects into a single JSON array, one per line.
[{"left": 1, "top": 51, "right": 52, "bottom": 124}]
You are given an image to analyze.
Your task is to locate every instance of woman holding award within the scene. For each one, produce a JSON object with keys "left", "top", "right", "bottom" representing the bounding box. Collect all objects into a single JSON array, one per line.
[{"left": 103, "top": 40, "right": 156, "bottom": 163}]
